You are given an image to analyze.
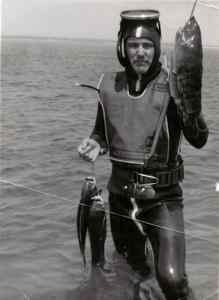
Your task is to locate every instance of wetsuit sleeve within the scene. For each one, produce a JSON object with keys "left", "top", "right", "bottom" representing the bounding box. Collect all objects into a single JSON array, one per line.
[
  {"left": 180, "top": 111, "right": 209, "bottom": 148},
  {"left": 90, "top": 103, "right": 108, "bottom": 154}
]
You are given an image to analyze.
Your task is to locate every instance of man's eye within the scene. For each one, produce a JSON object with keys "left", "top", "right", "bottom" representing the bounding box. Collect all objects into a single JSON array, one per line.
[
  {"left": 142, "top": 43, "right": 153, "bottom": 49},
  {"left": 129, "top": 43, "right": 138, "bottom": 48},
  {"left": 128, "top": 42, "right": 154, "bottom": 49}
]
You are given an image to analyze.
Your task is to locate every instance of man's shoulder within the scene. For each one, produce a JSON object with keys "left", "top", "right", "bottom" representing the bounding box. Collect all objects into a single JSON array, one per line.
[
  {"left": 101, "top": 70, "right": 125, "bottom": 80},
  {"left": 99, "top": 70, "right": 126, "bottom": 90},
  {"left": 152, "top": 67, "right": 170, "bottom": 92},
  {"left": 159, "top": 66, "right": 169, "bottom": 81}
]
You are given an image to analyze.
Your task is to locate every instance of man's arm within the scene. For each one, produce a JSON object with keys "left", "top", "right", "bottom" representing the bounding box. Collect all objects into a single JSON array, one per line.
[
  {"left": 169, "top": 66, "right": 209, "bottom": 149},
  {"left": 180, "top": 111, "right": 209, "bottom": 149},
  {"left": 78, "top": 103, "right": 108, "bottom": 162},
  {"left": 90, "top": 103, "right": 108, "bottom": 154}
]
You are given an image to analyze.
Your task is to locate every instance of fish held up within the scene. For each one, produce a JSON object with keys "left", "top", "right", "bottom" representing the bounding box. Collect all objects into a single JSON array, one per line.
[{"left": 173, "top": 16, "right": 203, "bottom": 117}]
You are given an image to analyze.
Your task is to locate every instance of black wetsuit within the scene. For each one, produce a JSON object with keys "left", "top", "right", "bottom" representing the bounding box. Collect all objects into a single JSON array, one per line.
[{"left": 90, "top": 67, "right": 208, "bottom": 300}]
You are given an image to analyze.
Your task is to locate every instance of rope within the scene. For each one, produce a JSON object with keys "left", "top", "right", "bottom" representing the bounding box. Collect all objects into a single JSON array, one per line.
[{"left": 0, "top": 178, "right": 218, "bottom": 246}]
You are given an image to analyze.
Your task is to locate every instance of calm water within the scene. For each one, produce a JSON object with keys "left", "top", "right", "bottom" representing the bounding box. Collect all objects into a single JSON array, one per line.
[{"left": 1, "top": 37, "right": 219, "bottom": 300}]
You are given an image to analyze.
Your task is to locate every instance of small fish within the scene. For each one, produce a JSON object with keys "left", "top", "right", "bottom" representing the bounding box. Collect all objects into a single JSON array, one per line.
[
  {"left": 76, "top": 177, "right": 106, "bottom": 267},
  {"left": 88, "top": 193, "right": 106, "bottom": 267},
  {"left": 174, "top": 16, "right": 203, "bottom": 114}
]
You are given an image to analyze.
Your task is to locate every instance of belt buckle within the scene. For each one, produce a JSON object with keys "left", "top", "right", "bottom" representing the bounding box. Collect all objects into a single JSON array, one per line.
[
  {"left": 132, "top": 172, "right": 158, "bottom": 200},
  {"left": 134, "top": 172, "right": 159, "bottom": 186}
]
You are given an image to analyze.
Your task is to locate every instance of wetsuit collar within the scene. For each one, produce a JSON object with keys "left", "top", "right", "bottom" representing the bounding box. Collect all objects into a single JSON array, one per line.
[{"left": 126, "top": 62, "right": 162, "bottom": 96}]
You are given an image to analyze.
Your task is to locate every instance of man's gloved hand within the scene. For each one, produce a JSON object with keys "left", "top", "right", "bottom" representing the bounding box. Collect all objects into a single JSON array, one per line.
[
  {"left": 177, "top": 71, "right": 202, "bottom": 118},
  {"left": 78, "top": 138, "right": 101, "bottom": 162}
]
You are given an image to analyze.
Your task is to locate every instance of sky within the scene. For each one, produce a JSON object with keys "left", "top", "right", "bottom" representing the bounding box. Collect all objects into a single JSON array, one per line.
[{"left": 2, "top": 0, "right": 219, "bottom": 46}]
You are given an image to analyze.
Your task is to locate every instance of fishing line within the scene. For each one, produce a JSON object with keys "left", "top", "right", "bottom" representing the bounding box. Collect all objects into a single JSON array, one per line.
[
  {"left": 199, "top": 1, "right": 219, "bottom": 11},
  {"left": 0, "top": 178, "right": 73, "bottom": 203},
  {"left": 91, "top": 162, "right": 96, "bottom": 178},
  {"left": 78, "top": 202, "right": 218, "bottom": 246},
  {"left": 190, "top": 0, "right": 199, "bottom": 17},
  {"left": 1, "top": 286, "right": 30, "bottom": 300},
  {"left": 1, "top": 178, "right": 218, "bottom": 246},
  {"left": 190, "top": 0, "right": 219, "bottom": 17},
  {"left": 203, "top": 288, "right": 219, "bottom": 300},
  {"left": 184, "top": 218, "right": 218, "bottom": 231}
]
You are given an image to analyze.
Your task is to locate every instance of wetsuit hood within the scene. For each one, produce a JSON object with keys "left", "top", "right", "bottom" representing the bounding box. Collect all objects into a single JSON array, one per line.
[{"left": 117, "top": 10, "right": 162, "bottom": 94}]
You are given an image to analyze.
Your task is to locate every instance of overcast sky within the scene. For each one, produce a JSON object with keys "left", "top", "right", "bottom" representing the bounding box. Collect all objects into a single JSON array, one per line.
[{"left": 2, "top": 0, "right": 219, "bottom": 46}]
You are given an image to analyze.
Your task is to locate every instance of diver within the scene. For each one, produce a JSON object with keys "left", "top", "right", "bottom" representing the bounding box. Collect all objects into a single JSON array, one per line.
[{"left": 78, "top": 9, "right": 208, "bottom": 300}]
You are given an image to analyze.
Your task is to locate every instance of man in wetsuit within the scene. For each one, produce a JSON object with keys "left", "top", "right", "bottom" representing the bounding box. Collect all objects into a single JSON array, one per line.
[{"left": 78, "top": 10, "right": 208, "bottom": 300}]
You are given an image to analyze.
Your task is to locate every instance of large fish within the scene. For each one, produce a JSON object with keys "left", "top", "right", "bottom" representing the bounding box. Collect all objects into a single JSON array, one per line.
[
  {"left": 76, "top": 177, "right": 106, "bottom": 267},
  {"left": 173, "top": 16, "right": 203, "bottom": 115}
]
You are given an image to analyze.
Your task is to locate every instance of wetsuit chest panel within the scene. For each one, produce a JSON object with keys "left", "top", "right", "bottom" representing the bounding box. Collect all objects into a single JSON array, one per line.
[{"left": 99, "top": 71, "right": 169, "bottom": 164}]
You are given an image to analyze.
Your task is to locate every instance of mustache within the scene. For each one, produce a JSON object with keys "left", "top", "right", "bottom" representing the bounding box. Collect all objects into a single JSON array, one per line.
[{"left": 133, "top": 59, "right": 150, "bottom": 64}]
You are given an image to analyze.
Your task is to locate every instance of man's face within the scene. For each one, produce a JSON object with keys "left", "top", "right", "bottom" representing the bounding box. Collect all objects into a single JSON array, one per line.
[{"left": 126, "top": 37, "right": 155, "bottom": 75}]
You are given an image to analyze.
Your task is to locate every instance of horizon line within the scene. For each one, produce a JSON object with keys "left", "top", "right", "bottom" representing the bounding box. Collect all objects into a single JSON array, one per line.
[{"left": 2, "top": 34, "right": 219, "bottom": 49}]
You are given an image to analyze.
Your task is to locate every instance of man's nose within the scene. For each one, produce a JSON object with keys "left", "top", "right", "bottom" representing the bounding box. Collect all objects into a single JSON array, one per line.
[{"left": 137, "top": 45, "right": 145, "bottom": 56}]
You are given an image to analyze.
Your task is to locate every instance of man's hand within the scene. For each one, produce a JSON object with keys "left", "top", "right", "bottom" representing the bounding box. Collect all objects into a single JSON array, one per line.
[
  {"left": 177, "top": 72, "right": 202, "bottom": 117},
  {"left": 78, "top": 138, "right": 101, "bottom": 162},
  {"left": 169, "top": 52, "right": 201, "bottom": 118}
]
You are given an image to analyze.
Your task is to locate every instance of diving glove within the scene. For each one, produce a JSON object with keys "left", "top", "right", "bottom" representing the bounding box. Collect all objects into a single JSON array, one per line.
[{"left": 177, "top": 71, "right": 202, "bottom": 117}]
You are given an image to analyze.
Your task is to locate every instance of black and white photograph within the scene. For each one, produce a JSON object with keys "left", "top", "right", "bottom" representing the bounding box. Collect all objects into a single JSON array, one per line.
[{"left": 1, "top": 0, "right": 219, "bottom": 299}]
